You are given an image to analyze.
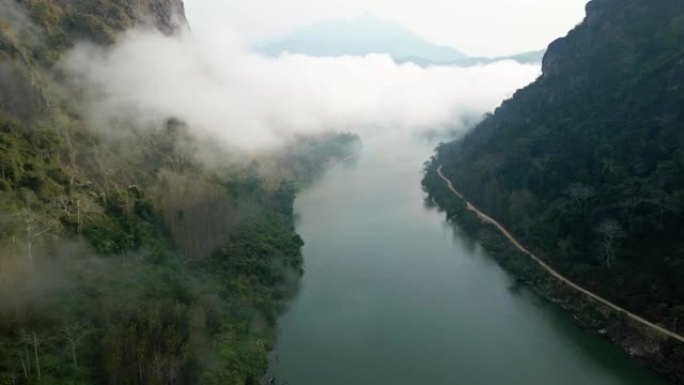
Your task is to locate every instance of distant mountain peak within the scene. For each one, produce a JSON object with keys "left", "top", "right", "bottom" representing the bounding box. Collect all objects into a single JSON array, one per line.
[{"left": 258, "top": 14, "right": 467, "bottom": 64}]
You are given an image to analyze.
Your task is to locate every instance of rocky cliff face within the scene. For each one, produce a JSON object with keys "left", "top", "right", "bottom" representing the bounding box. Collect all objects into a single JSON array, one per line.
[
  {"left": 138, "top": 0, "right": 187, "bottom": 34},
  {"left": 541, "top": 0, "right": 682, "bottom": 83},
  {"left": 11, "top": 0, "right": 187, "bottom": 51}
]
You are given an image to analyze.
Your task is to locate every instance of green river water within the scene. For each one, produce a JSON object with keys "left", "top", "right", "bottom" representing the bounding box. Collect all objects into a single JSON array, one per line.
[{"left": 272, "top": 133, "right": 668, "bottom": 385}]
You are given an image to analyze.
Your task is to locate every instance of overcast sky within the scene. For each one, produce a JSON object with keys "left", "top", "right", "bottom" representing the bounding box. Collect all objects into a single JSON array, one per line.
[{"left": 185, "top": 0, "right": 589, "bottom": 57}]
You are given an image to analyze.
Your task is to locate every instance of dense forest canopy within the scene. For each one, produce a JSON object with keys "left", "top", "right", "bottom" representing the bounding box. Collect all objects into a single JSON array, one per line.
[
  {"left": 0, "top": 1, "right": 358, "bottom": 384},
  {"left": 426, "top": 0, "right": 684, "bottom": 370}
]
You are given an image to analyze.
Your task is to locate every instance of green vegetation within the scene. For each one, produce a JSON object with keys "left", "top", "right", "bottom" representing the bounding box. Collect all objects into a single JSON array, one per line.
[
  {"left": 425, "top": 0, "right": 684, "bottom": 381},
  {"left": 0, "top": 1, "right": 359, "bottom": 384},
  {"left": 18, "top": 0, "right": 186, "bottom": 61},
  {"left": 0, "top": 111, "right": 355, "bottom": 384},
  {"left": 0, "top": 119, "right": 357, "bottom": 385}
]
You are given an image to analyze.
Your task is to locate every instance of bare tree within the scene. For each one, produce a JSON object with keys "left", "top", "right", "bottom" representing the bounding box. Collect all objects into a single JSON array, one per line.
[
  {"left": 76, "top": 198, "right": 81, "bottom": 234},
  {"left": 52, "top": 195, "right": 97, "bottom": 234},
  {"left": 92, "top": 147, "right": 119, "bottom": 205},
  {"left": 22, "top": 346, "right": 31, "bottom": 378},
  {"left": 63, "top": 322, "right": 89, "bottom": 367},
  {"left": 595, "top": 219, "right": 625, "bottom": 269},
  {"left": 8, "top": 370, "right": 17, "bottom": 385},
  {"left": 22, "top": 211, "right": 57, "bottom": 269},
  {"left": 18, "top": 351, "right": 28, "bottom": 380},
  {"left": 51, "top": 196, "right": 74, "bottom": 216},
  {"left": 22, "top": 330, "right": 43, "bottom": 382}
]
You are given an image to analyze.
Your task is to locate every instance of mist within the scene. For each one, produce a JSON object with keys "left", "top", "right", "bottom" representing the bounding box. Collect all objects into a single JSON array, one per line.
[
  {"left": 60, "top": 28, "right": 540, "bottom": 151},
  {"left": 0, "top": 0, "right": 42, "bottom": 45}
]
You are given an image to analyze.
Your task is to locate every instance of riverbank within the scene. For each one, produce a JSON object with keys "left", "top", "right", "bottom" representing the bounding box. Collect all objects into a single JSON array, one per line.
[
  {"left": 269, "top": 134, "right": 668, "bottom": 385},
  {"left": 422, "top": 164, "right": 684, "bottom": 384}
]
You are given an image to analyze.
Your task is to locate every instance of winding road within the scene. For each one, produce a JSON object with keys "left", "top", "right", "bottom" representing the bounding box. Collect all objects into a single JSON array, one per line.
[{"left": 436, "top": 165, "right": 684, "bottom": 344}]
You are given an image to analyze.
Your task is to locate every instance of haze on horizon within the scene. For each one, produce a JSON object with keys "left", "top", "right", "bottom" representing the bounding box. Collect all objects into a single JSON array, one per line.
[
  {"left": 185, "top": 0, "right": 589, "bottom": 57},
  {"left": 61, "top": 0, "right": 590, "bottom": 153}
]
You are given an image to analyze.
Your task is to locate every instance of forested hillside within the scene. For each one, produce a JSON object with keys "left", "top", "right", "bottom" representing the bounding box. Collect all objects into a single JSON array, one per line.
[
  {"left": 425, "top": 0, "right": 684, "bottom": 381},
  {"left": 0, "top": 1, "right": 357, "bottom": 384}
]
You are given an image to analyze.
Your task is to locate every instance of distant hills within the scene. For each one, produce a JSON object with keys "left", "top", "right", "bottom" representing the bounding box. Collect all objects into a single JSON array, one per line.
[
  {"left": 395, "top": 50, "right": 546, "bottom": 67},
  {"left": 258, "top": 14, "right": 544, "bottom": 67}
]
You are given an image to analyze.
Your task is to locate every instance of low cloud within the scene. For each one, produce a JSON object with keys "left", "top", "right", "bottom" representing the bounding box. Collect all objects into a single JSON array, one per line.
[
  {"left": 0, "top": 0, "right": 42, "bottom": 46},
  {"left": 60, "top": 29, "right": 540, "bottom": 150}
]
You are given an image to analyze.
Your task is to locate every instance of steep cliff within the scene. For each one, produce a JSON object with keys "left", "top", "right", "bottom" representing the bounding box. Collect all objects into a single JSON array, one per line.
[
  {"left": 0, "top": 1, "right": 356, "bottom": 384},
  {"left": 426, "top": 0, "right": 684, "bottom": 382},
  {"left": 21, "top": 0, "right": 186, "bottom": 42},
  {"left": 0, "top": 0, "right": 186, "bottom": 119}
]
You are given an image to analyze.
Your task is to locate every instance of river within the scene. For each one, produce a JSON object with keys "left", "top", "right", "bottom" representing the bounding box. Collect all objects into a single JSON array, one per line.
[{"left": 271, "top": 133, "right": 668, "bottom": 385}]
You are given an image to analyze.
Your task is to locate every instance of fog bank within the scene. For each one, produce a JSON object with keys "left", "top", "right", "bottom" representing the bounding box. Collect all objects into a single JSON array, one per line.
[{"left": 61, "top": 29, "right": 540, "bottom": 150}]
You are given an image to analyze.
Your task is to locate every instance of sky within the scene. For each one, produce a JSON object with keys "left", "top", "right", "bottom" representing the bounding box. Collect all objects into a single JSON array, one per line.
[
  {"left": 63, "top": 31, "right": 540, "bottom": 151},
  {"left": 60, "top": 0, "right": 589, "bottom": 153},
  {"left": 184, "top": 0, "right": 589, "bottom": 57}
]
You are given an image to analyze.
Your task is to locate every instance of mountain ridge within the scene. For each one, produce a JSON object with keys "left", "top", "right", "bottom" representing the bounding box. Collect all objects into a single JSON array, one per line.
[
  {"left": 259, "top": 14, "right": 545, "bottom": 66},
  {"left": 424, "top": 0, "right": 684, "bottom": 381},
  {"left": 0, "top": 1, "right": 357, "bottom": 383}
]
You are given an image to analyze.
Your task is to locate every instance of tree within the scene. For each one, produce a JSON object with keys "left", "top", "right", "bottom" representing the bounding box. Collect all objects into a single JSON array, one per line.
[
  {"left": 567, "top": 183, "right": 595, "bottom": 213},
  {"left": 22, "top": 330, "right": 43, "bottom": 382},
  {"left": 19, "top": 350, "right": 29, "bottom": 380},
  {"left": 21, "top": 211, "right": 57, "bottom": 269},
  {"left": 51, "top": 196, "right": 73, "bottom": 217},
  {"left": 63, "top": 322, "right": 89, "bottom": 368},
  {"left": 595, "top": 220, "right": 625, "bottom": 269},
  {"left": 52, "top": 195, "right": 97, "bottom": 234}
]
